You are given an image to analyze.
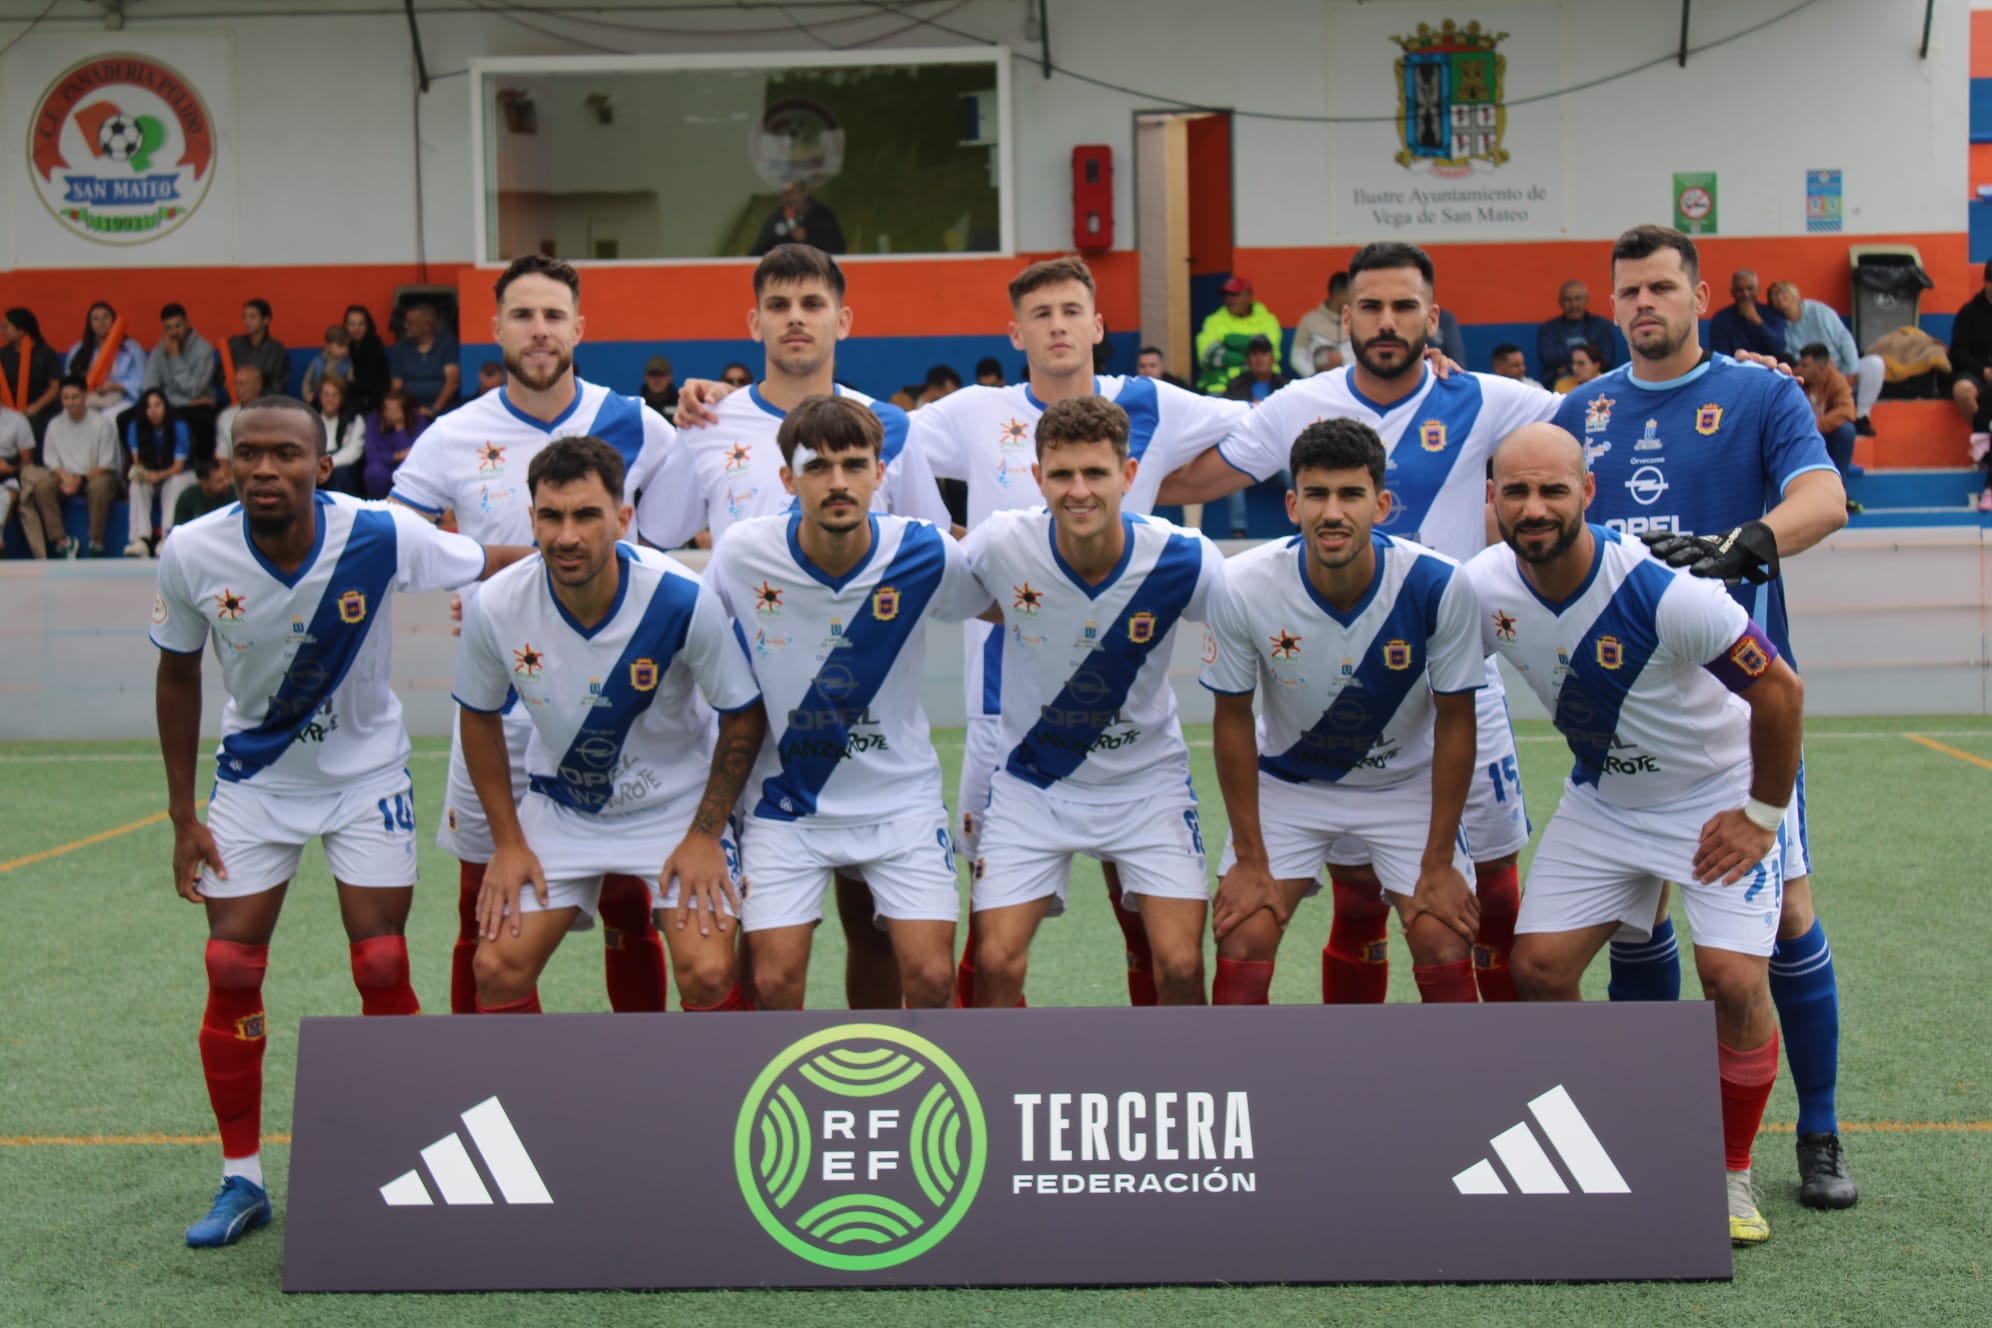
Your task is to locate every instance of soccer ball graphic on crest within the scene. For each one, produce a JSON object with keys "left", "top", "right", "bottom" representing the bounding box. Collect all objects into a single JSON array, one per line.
[{"left": 97, "top": 114, "right": 145, "bottom": 162}]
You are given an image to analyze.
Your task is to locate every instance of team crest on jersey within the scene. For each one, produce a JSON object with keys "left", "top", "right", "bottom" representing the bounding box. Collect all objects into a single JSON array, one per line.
[
  {"left": 338, "top": 590, "right": 367, "bottom": 624},
  {"left": 1585, "top": 396, "right": 1614, "bottom": 434},
  {"left": 1695, "top": 404, "right": 1723, "bottom": 436},
  {"left": 872, "top": 585, "right": 901, "bottom": 621},
  {"left": 724, "top": 442, "right": 752, "bottom": 474},
  {"left": 999, "top": 418, "right": 1031, "bottom": 450},
  {"left": 235, "top": 1012, "right": 266, "bottom": 1041},
  {"left": 1728, "top": 636, "right": 1771, "bottom": 678},
  {"left": 1128, "top": 612, "right": 1157, "bottom": 644},
  {"left": 754, "top": 581, "right": 784, "bottom": 615},
  {"left": 1492, "top": 609, "right": 1517, "bottom": 641},
  {"left": 1269, "top": 629, "right": 1302, "bottom": 660},
  {"left": 630, "top": 658, "right": 659, "bottom": 691},
  {"left": 1419, "top": 420, "right": 1447, "bottom": 452},
  {"left": 513, "top": 644, "right": 544, "bottom": 679},
  {"left": 477, "top": 442, "right": 505, "bottom": 472},
  {"left": 1382, "top": 638, "right": 1414, "bottom": 670},
  {"left": 214, "top": 589, "right": 246, "bottom": 621},
  {"left": 1012, "top": 582, "right": 1042, "bottom": 615},
  {"left": 1595, "top": 635, "right": 1624, "bottom": 669}
]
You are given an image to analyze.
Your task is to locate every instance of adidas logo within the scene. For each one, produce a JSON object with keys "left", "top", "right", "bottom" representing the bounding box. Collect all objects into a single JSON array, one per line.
[
  {"left": 1451, "top": 1084, "right": 1630, "bottom": 1196},
  {"left": 379, "top": 1096, "right": 554, "bottom": 1207}
]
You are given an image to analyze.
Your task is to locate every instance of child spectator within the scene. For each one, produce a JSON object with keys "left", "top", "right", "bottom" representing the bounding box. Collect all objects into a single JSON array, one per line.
[
  {"left": 364, "top": 387, "right": 417, "bottom": 499},
  {"left": 301, "top": 325, "right": 354, "bottom": 406},
  {"left": 315, "top": 372, "right": 367, "bottom": 495}
]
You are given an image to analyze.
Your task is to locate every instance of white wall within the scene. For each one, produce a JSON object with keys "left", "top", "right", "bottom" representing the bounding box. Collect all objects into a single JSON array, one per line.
[{"left": 0, "top": 0, "right": 1965, "bottom": 269}]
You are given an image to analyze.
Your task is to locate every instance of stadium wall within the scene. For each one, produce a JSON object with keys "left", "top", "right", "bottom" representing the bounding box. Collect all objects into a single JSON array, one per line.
[{"left": 0, "top": 0, "right": 1972, "bottom": 400}]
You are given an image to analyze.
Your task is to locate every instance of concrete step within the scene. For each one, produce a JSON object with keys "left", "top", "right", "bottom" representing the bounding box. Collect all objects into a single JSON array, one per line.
[
  {"left": 1846, "top": 466, "right": 1983, "bottom": 508},
  {"left": 1856, "top": 400, "right": 1974, "bottom": 469}
]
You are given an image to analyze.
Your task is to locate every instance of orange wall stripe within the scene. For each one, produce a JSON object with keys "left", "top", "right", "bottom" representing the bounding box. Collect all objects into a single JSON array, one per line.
[{"left": 1974, "top": 8, "right": 1992, "bottom": 79}]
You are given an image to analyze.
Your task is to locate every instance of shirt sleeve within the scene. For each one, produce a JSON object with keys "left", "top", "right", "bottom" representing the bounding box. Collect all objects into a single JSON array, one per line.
[
  {"left": 884, "top": 427, "right": 954, "bottom": 527},
  {"left": 907, "top": 391, "right": 971, "bottom": 481},
  {"left": 685, "top": 575, "right": 762, "bottom": 713},
  {"left": 1214, "top": 389, "right": 1298, "bottom": 481},
  {"left": 623, "top": 404, "right": 679, "bottom": 498},
  {"left": 450, "top": 588, "right": 512, "bottom": 713},
  {"left": 1425, "top": 564, "right": 1485, "bottom": 694},
  {"left": 635, "top": 435, "right": 708, "bottom": 549},
  {"left": 1653, "top": 569, "right": 1751, "bottom": 666},
  {"left": 1184, "top": 532, "right": 1228, "bottom": 624},
  {"left": 1482, "top": 374, "right": 1564, "bottom": 441},
  {"left": 148, "top": 535, "right": 209, "bottom": 655},
  {"left": 1757, "top": 371, "right": 1838, "bottom": 493},
  {"left": 927, "top": 525, "right": 995, "bottom": 622},
  {"left": 1462, "top": 557, "right": 1502, "bottom": 655},
  {"left": 1197, "top": 568, "right": 1258, "bottom": 695},
  {"left": 1150, "top": 381, "right": 1253, "bottom": 474},
  {"left": 390, "top": 502, "right": 489, "bottom": 592},
  {"left": 386, "top": 427, "right": 455, "bottom": 516}
]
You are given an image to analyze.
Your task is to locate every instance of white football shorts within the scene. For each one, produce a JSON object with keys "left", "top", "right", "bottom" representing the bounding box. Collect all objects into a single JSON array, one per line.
[
  {"left": 739, "top": 809, "right": 961, "bottom": 932},
  {"left": 971, "top": 770, "right": 1209, "bottom": 916},
  {"left": 200, "top": 767, "right": 420, "bottom": 896},
  {"left": 1218, "top": 770, "right": 1473, "bottom": 899}
]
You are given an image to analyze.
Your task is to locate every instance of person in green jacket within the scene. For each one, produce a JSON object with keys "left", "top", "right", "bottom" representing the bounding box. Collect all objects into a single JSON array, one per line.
[{"left": 1195, "top": 275, "right": 1285, "bottom": 394}]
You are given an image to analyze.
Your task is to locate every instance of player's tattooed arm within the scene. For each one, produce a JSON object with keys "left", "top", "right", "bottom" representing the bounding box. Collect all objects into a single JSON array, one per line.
[
  {"left": 666, "top": 701, "right": 769, "bottom": 936},
  {"left": 156, "top": 648, "right": 225, "bottom": 902},
  {"left": 691, "top": 701, "right": 768, "bottom": 839}
]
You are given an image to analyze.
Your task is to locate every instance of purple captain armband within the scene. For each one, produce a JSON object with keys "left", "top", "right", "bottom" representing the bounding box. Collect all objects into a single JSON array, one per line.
[{"left": 1703, "top": 621, "right": 1780, "bottom": 693}]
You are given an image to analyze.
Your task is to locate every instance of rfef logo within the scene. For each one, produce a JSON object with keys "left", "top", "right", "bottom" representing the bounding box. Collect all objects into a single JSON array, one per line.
[
  {"left": 735, "top": 1024, "right": 986, "bottom": 1271},
  {"left": 29, "top": 54, "right": 216, "bottom": 244}
]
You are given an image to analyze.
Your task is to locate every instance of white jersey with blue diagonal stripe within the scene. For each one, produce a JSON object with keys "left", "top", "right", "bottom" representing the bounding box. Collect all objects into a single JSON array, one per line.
[
  {"left": 636, "top": 383, "right": 949, "bottom": 549},
  {"left": 149, "top": 493, "right": 488, "bottom": 793},
  {"left": 705, "top": 513, "right": 990, "bottom": 826},
  {"left": 1465, "top": 526, "right": 1756, "bottom": 810},
  {"left": 1200, "top": 532, "right": 1485, "bottom": 789},
  {"left": 964, "top": 508, "right": 1226, "bottom": 804},
  {"left": 451, "top": 544, "right": 762, "bottom": 818}
]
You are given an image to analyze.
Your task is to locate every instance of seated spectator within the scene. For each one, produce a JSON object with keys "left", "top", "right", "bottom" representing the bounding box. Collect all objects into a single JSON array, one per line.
[
  {"left": 1195, "top": 276, "right": 1283, "bottom": 394},
  {"left": 64, "top": 301, "right": 147, "bottom": 417},
  {"left": 1312, "top": 344, "right": 1343, "bottom": 374},
  {"left": 141, "top": 303, "right": 219, "bottom": 463},
  {"left": 212, "top": 363, "right": 267, "bottom": 463},
  {"left": 1536, "top": 280, "right": 1618, "bottom": 383},
  {"left": 751, "top": 180, "right": 845, "bottom": 256},
  {"left": 0, "top": 404, "right": 29, "bottom": 539},
  {"left": 1290, "top": 272, "right": 1349, "bottom": 378},
  {"left": 1794, "top": 343, "right": 1861, "bottom": 511},
  {"left": 1, "top": 307, "right": 64, "bottom": 440},
  {"left": 641, "top": 355, "right": 678, "bottom": 420},
  {"left": 1489, "top": 343, "right": 1542, "bottom": 387},
  {"left": 475, "top": 359, "right": 504, "bottom": 398},
  {"left": 1224, "top": 334, "right": 1289, "bottom": 405},
  {"left": 919, "top": 364, "right": 960, "bottom": 405},
  {"left": 388, "top": 300, "right": 460, "bottom": 425},
  {"left": 301, "top": 325, "right": 354, "bottom": 406},
  {"left": 1553, "top": 342, "right": 1606, "bottom": 394},
  {"left": 974, "top": 356, "right": 1005, "bottom": 387},
  {"left": 124, "top": 388, "right": 194, "bottom": 555},
  {"left": 1136, "top": 345, "right": 1193, "bottom": 391},
  {"left": 25, "top": 375, "right": 121, "bottom": 557},
  {"left": 224, "top": 298, "right": 289, "bottom": 398},
  {"left": 365, "top": 387, "right": 417, "bottom": 500},
  {"left": 342, "top": 305, "right": 391, "bottom": 415},
  {"left": 1708, "top": 268, "right": 1787, "bottom": 359},
  {"left": 173, "top": 454, "right": 237, "bottom": 529},
  {"left": 720, "top": 362, "right": 754, "bottom": 390},
  {"left": 315, "top": 373, "right": 367, "bottom": 495},
  {"left": 1768, "top": 282, "right": 1885, "bottom": 437}
]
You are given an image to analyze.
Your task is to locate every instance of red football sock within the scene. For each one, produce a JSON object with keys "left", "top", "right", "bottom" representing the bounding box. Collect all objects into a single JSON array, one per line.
[
  {"left": 683, "top": 984, "right": 748, "bottom": 1012},
  {"left": 1412, "top": 959, "right": 1478, "bottom": 1004},
  {"left": 450, "top": 860, "right": 484, "bottom": 1015},
  {"left": 954, "top": 920, "right": 978, "bottom": 1009},
  {"left": 599, "top": 873, "right": 668, "bottom": 1013},
  {"left": 1473, "top": 864, "right": 1521, "bottom": 1003},
  {"left": 475, "top": 991, "right": 543, "bottom": 1015},
  {"left": 1718, "top": 1032, "right": 1780, "bottom": 1171},
  {"left": 1105, "top": 877, "right": 1158, "bottom": 1006},
  {"left": 1322, "top": 875, "right": 1391, "bottom": 1004},
  {"left": 199, "top": 940, "right": 268, "bottom": 1161},
  {"left": 349, "top": 935, "right": 421, "bottom": 1015},
  {"left": 1212, "top": 957, "right": 1274, "bottom": 1005}
]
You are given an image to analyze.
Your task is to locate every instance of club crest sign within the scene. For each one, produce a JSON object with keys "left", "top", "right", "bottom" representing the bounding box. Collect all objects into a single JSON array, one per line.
[
  {"left": 1393, "top": 21, "right": 1509, "bottom": 175},
  {"left": 29, "top": 54, "right": 216, "bottom": 244}
]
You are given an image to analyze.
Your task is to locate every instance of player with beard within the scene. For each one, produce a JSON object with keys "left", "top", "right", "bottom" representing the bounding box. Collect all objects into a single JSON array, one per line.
[
  {"left": 1162, "top": 241, "right": 1558, "bottom": 1008},
  {"left": 390, "top": 254, "right": 678, "bottom": 1015}
]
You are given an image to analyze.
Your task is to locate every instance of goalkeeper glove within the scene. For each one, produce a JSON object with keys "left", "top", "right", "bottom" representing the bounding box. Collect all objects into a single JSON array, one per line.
[{"left": 1640, "top": 520, "right": 1780, "bottom": 584}]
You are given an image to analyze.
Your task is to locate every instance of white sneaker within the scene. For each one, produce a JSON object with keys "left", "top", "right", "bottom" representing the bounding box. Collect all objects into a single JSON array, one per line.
[
  {"left": 1727, "top": 1167, "right": 1769, "bottom": 1245},
  {"left": 1969, "top": 432, "right": 1991, "bottom": 463},
  {"left": 123, "top": 538, "right": 150, "bottom": 558}
]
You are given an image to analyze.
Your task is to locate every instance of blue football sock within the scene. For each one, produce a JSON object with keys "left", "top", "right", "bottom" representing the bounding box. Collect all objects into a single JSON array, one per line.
[
  {"left": 1769, "top": 919, "right": 1839, "bottom": 1135},
  {"left": 1607, "top": 917, "right": 1681, "bottom": 1002}
]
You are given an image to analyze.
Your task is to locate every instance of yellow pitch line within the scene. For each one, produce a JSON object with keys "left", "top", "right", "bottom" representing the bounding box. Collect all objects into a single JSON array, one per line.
[
  {"left": 0, "top": 1133, "right": 292, "bottom": 1147},
  {"left": 1908, "top": 733, "right": 1992, "bottom": 772},
  {"left": 0, "top": 800, "right": 207, "bottom": 876}
]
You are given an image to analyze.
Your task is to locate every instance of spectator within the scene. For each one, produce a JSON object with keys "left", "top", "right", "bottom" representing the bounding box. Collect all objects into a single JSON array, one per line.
[
  {"left": 919, "top": 364, "right": 960, "bottom": 405},
  {"left": 64, "top": 301, "right": 147, "bottom": 417},
  {"left": 1195, "top": 275, "right": 1283, "bottom": 394},
  {"left": 224, "top": 298, "right": 289, "bottom": 398},
  {"left": 1434, "top": 306, "right": 1468, "bottom": 366},
  {"left": 300, "top": 325, "right": 353, "bottom": 406},
  {"left": 1766, "top": 282, "right": 1885, "bottom": 437},
  {"left": 719, "top": 362, "right": 754, "bottom": 389},
  {"left": 1224, "top": 333, "right": 1289, "bottom": 405},
  {"left": 1490, "top": 343, "right": 1543, "bottom": 387},
  {"left": 1794, "top": 343, "right": 1861, "bottom": 512},
  {"left": 974, "top": 356, "right": 1005, "bottom": 387},
  {"left": 24, "top": 375, "right": 121, "bottom": 557},
  {"left": 1290, "top": 272, "right": 1350, "bottom": 378},
  {"left": 124, "top": 388, "right": 194, "bottom": 555},
  {"left": 388, "top": 300, "right": 460, "bottom": 425},
  {"left": 341, "top": 305, "right": 391, "bottom": 415},
  {"left": 1553, "top": 342, "right": 1606, "bottom": 394},
  {"left": 173, "top": 454, "right": 236, "bottom": 528},
  {"left": 641, "top": 354, "right": 679, "bottom": 420},
  {"left": 315, "top": 372, "right": 367, "bottom": 495},
  {"left": 212, "top": 363, "right": 267, "bottom": 462},
  {"left": 750, "top": 179, "right": 846, "bottom": 256},
  {"left": 1536, "top": 280, "right": 1618, "bottom": 383},
  {"left": 0, "top": 404, "right": 29, "bottom": 538},
  {"left": 1135, "top": 344, "right": 1192, "bottom": 391},
  {"left": 0, "top": 307, "right": 65, "bottom": 439},
  {"left": 1708, "top": 268, "right": 1788, "bottom": 359},
  {"left": 364, "top": 387, "right": 417, "bottom": 500},
  {"left": 140, "top": 303, "right": 219, "bottom": 463},
  {"left": 475, "top": 359, "right": 504, "bottom": 397}
]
